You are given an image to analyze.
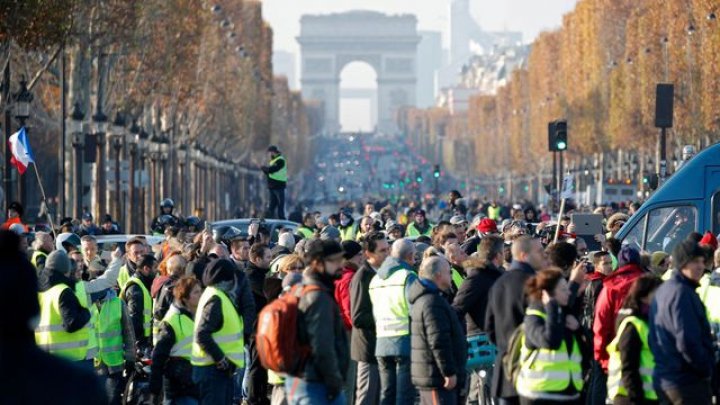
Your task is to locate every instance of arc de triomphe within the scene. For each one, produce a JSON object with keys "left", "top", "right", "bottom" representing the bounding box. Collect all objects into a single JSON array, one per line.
[{"left": 297, "top": 11, "right": 420, "bottom": 135}]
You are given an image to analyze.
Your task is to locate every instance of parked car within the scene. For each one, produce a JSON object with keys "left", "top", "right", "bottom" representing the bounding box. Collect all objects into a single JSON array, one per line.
[
  {"left": 210, "top": 218, "right": 299, "bottom": 243},
  {"left": 95, "top": 234, "right": 165, "bottom": 262}
]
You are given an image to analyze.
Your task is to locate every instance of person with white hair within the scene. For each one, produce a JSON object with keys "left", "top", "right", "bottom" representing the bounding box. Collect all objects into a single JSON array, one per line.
[
  {"left": 31, "top": 231, "right": 54, "bottom": 271},
  {"left": 368, "top": 238, "right": 418, "bottom": 404},
  {"left": 409, "top": 255, "right": 466, "bottom": 404}
]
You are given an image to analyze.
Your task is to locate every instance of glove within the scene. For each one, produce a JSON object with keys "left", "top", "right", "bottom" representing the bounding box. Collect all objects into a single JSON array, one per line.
[{"left": 216, "top": 357, "right": 231, "bottom": 371}]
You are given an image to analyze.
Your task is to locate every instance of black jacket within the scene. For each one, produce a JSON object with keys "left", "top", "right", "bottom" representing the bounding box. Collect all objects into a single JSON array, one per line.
[
  {"left": 153, "top": 276, "right": 179, "bottom": 326},
  {"left": 485, "top": 260, "right": 536, "bottom": 399},
  {"left": 233, "top": 267, "right": 256, "bottom": 340},
  {"left": 246, "top": 262, "right": 269, "bottom": 317},
  {"left": 409, "top": 278, "right": 466, "bottom": 389},
  {"left": 461, "top": 235, "right": 481, "bottom": 256},
  {"left": 298, "top": 272, "right": 349, "bottom": 396},
  {"left": 1, "top": 338, "right": 107, "bottom": 404},
  {"left": 452, "top": 262, "right": 502, "bottom": 335},
  {"left": 150, "top": 305, "right": 198, "bottom": 399},
  {"left": 350, "top": 261, "right": 377, "bottom": 363},
  {"left": 38, "top": 269, "right": 90, "bottom": 333},
  {"left": 123, "top": 272, "right": 154, "bottom": 349}
]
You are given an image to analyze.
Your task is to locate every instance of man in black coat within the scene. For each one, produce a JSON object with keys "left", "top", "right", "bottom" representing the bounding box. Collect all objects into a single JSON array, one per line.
[
  {"left": 350, "top": 232, "right": 389, "bottom": 405},
  {"left": 244, "top": 243, "right": 273, "bottom": 405},
  {"left": 410, "top": 255, "right": 467, "bottom": 405},
  {"left": 485, "top": 236, "right": 546, "bottom": 405},
  {"left": 452, "top": 235, "right": 504, "bottom": 404}
]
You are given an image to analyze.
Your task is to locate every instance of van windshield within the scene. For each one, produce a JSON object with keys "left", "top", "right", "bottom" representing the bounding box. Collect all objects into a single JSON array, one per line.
[{"left": 645, "top": 206, "right": 696, "bottom": 253}]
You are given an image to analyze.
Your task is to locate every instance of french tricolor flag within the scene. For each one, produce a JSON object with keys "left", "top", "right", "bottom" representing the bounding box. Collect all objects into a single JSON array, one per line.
[{"left": 8, "top": 127, "right": 34, "bottom": 175}]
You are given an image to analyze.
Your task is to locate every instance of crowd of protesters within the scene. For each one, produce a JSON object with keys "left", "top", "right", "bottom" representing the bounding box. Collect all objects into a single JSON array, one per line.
[{"left": 1, "top": 188, "right": 719, "bottom": 405}]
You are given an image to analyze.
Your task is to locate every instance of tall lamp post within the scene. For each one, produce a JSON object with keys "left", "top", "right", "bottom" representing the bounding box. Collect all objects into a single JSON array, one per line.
[
  {"left": 128, "top": 120, "right": 139, "bottom": 233},
  {"left": 110, "top": 112, "right": 126, "bottom": 223},
  {"left": 69, "top": 102, "right": 85, "bottom": 218},
  {"left": 13, "top": 78, "right": 32, "bottom": 206},
  {"left": 92, "top": 107, "right": 108, "bottom": 220}
]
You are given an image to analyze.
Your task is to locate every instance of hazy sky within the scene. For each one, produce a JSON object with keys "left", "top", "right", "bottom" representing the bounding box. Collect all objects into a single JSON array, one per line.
[
  {"left": 262, "top": 0, "right": 578, "bottom": 130},
  {"left": 263, "top": 0, "right": 578, "bottom": 54}
]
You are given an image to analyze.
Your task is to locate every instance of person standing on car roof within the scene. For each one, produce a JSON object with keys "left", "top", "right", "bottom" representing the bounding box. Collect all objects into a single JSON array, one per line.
[{"left": 261, "top": 145, "right": 287, "bottom": 220}]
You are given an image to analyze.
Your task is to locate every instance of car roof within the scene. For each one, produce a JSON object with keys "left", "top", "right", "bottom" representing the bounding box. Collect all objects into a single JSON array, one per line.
[
  {"left": 210, "top": 219, "right": 300, "bottom": 227},
  {"left": 94, "top": 234, "right": 165, "bottom": 245}
]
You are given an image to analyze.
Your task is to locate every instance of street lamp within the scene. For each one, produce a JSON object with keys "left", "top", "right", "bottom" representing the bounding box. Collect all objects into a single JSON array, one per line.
[
  {"left": 14, "top": 77, "right": 32, "bottom": 126},
  {"left": 70, "top": 102, "right": 85, "bottom": 218},
  {"left": 127, "top": 119, "right": 139, "bottom": 233},
  {"left": 110, "top": 112, "right": 126, "bottom": 221},
  {"left": 92, "top": 106, "right": 108, "bottom": 220},
  {"left": 11, "top": 77, "right": 34, "bottom": 206}
]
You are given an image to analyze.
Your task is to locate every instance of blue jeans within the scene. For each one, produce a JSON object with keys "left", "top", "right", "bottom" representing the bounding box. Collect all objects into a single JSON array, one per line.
[
  {"left": 163, "top": 396, "right": 198, "bottom": 405},
  {"left": 377, "top": 356, "right": 415, "bottom": 405},
  {"left": 284, "top": 377, "right": 346, "bottom": 405},
  {"left": 192, "top": 365, "right": 235, "bottom": 405}
]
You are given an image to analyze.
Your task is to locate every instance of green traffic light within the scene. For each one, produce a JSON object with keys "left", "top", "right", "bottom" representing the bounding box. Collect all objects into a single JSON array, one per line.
[
  {"left": 556, "top": 141, "right": 567, "bottom": 150},
  {"left": 434, "top": 171, "right": 440, "bottom": 178}
]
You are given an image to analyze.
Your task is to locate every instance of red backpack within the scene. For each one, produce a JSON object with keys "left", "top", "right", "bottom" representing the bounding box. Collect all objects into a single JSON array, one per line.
[{"left": 256, "top": 284, "right": 321, "bottom": 375}]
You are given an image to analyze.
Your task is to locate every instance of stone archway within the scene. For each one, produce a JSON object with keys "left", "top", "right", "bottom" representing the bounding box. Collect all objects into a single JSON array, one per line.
[{"left": 297, "top": 11, "right": 420, "bottom": 135}]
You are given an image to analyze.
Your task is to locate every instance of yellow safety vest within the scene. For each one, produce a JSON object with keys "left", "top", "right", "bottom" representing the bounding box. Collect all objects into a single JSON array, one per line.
[
  {"left": 120, "top": 277, "right": 152, "bottom": 338},
  {"left": 488, "top": 206, "right": 501, "bottom": 221},
  {"left": 35, "top": 284, "right": 93, "bottom": 361},
  {"left": 191, "top": 287, "right": 244, "bottom": 367},
  {"left": 298, "top": 226, "right": 315, "bottom": 239},
  {"left": 163, "top": 305, "right": 194, "bottom": 360},
  {"left": 340, "top": 224, "right": 357, "bottom": 242},
  {"left": 118, "top": 265, "right": 132, "bottom": 290},
  {"left": 405, "top": 222, "right": 432, "bottom": 237},
  {"left": 93, "top": 297, "right": 125, "bottom": 372},
  {"left": 369, "top": 268, "right": 412, "bottom": 337},
  {"left": 698, "top": 273, "right": 720, "bottom": 334},
  {"left": 516, "top": 309, "right": 583, "bottom": 398},
  {"left": 31, "top": 250, "right": 48, "bottom": 269},
  {"left": 451, "top": 268, "right": 465, "bottom": 290},
  {"left": 268, "top": 155, "right": 287, "bottom": 183},
  {"left": 75, "top": 281, "right": 98, "bottom": 359},
  {"left": 607, "top": 315, "right": 657, "bottom": 401}
]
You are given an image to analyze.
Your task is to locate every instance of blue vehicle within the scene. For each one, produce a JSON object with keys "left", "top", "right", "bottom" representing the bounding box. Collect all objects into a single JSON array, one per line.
[{"left": 616, "top": 143, "right": 720, "bottom": 253}]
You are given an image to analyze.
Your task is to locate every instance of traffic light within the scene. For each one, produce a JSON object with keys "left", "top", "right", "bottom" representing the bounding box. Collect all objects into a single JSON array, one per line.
[
  {"left": 416, "top": 171, "right": 423, "bottom": 183},
  {"left": 548, "top": 120, "right": 568, "bottom": 152},
  {"left": 433, "top": 165, "right": 440, "bottom": 178}
]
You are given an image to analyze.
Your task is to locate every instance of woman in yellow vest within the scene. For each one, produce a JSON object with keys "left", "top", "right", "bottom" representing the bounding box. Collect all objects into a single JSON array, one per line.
[
  {"left": 516, "top": 268, "right": 584, "bottom": 404},
  {"left": 607, "top": 275, "right": 662, "bottom": 405},
  {"left": 192, "top": 259, "right": 245, "bottom": 404},
  {"left": 150, "top": 276, "right": 202, "bottom": 404}
]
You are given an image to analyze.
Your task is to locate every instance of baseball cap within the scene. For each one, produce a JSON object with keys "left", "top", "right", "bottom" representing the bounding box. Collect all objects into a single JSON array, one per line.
[{"left": 450, "top": 215, "right": 467, "bottom": 225}]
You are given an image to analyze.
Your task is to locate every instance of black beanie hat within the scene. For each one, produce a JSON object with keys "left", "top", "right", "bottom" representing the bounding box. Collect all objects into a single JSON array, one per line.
[
  {"left": 341, "top": 240, "right": 362, "bottom": 260},
  {"left": 203, "top": 258, "right": 236, "bottom": 286},
  {"left": 305, "top": 239, "right": 344, "bottom": 262},
  {"left": 672, "top": 240, "right": 705, "bottom": 272}
]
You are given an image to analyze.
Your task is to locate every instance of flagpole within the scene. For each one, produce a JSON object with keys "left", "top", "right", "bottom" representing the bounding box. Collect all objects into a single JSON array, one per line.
[
  {"left": 31, "top": 163, "right": 56, "bottom": 239},
  {"left": 553, "top": 197, "right": 566, "bottom": 244}
]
